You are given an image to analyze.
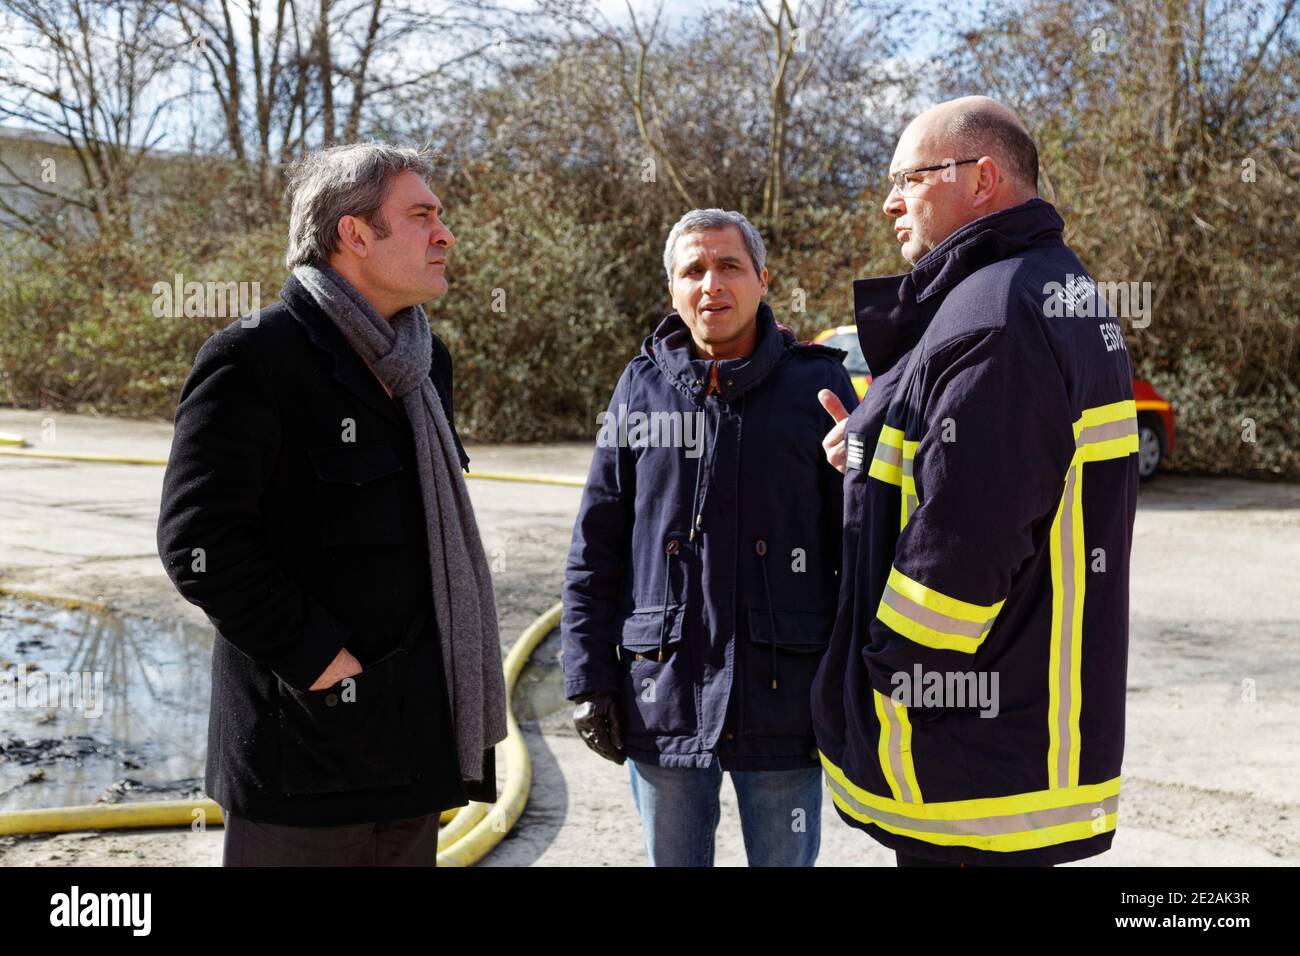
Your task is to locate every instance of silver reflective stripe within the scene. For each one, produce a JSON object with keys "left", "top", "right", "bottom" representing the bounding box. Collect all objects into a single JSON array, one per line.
[
  {"left": 825, "top": 772, "right": 1119, "bottom": 836},
  {"left": 1055, "top": 465, "right": 1078, "bottom": 786},
  {"left": 880, "top": 696, "right": 917, "bottom": 804},
  {"left": 1077, "top": 418, "right": 1136, "bottom": 446},
  {"left": 901, "top": 454, "right": 917, "bottom": 523},
  {"left": 880, "top": 585, "right": 989, "bottom": 639},
  {"left": 874, "top": 439, "right": 903, "bottom": 468}
]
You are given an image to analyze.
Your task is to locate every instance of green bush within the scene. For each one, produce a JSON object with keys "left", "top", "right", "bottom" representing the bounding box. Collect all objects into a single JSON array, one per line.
[{"left": 1150, "top": 354, "right": 1300, "bottom": 479}]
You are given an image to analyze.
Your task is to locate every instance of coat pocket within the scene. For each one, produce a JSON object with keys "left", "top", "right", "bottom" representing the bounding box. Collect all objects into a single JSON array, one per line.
[
  {"left": 275, "top": 648, "right": 416, "bottom": 796},
  {"left": 742, "top": 607, "right": 834, "bottom": 739},
  {"left": 618, "top": 606, "right": 694, "bottom": 737},
  {"left": 307, "top": 443, "right": 406, "bottom": 548}
]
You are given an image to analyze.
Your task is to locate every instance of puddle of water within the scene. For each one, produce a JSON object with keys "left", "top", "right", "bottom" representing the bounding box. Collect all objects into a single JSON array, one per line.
[
  {"left": 0, "top": 596, "right": 574, "bottom": 814},
  {"left": 0, "top": 598, "right": 213, "bottom": 812},
  {"left": 512, "top": 630, "right": 568, "bottom": 722}
]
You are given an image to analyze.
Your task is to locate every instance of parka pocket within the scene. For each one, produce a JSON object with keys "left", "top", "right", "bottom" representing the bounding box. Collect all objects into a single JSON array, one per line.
[
  {"left": 617, "top": 605, "right": 695, "bottom": 737},
  {"left": 307, "top": 443, "right": 405, "bottom": 548},
  {"left": 275, "top": 647, "right": 416, "bottom": 796},
  {"left": 741, "top": 607, "right": 834, "bottom": 739}
]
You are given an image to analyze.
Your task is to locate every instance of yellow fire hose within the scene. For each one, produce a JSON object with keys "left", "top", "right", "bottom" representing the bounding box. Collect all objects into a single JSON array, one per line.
[
  {"left": 0, "top": 590, "right": 564, "bottom": 868},
  {"left": 435, "top": 602, "right": 558, "bottom": 866},
  {"left": 0, "top": 446, "right": 584, "bottom": 488}
]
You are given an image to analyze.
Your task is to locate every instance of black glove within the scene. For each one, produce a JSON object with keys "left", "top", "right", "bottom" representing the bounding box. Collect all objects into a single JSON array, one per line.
[{"left": 572, "top": 691, "right": 625, "bottom": 765}]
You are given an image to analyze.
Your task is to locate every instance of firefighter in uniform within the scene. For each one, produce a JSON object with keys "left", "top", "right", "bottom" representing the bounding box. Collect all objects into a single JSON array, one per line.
[{"left": 813, "top": 96, "right": 1139, "bottom": 866}]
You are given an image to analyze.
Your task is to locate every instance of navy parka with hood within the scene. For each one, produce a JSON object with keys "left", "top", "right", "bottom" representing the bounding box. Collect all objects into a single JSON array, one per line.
[{"left": 563, "top": 302, "right": 859, "bottom": 770}]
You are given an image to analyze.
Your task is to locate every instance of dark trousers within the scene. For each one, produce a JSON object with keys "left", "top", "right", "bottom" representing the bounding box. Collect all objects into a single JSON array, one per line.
[{"left": 222, "top": 810, "right": 440, "bottom": 867}]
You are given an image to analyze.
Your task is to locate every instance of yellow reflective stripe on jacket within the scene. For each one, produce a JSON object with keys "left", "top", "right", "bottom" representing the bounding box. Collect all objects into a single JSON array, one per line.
[
  {"left": 1076, "top": 398, "right": 1136, "bottom": 430},
  {"left": 820, "top": 751, "right": 1119, "bottom": 852},
  {"left": 899, "top": 440, "right": 919, "bottom": 530},
  {"left": 1047, "top": 400, "right": 1138, "bottom": 789},
  {"left": 870, "top": 427, "right": 919, "bottom": 528},
  {"left": 868, "top": 425, "right": 905, "bottom": 486},
  {"left": 1074, "top": 399, "right": 1139, "bottom": 462},
  {"left": 873, "top": 689, "right": 922, "bottom": 803},
  {"left": 1047, "top": 458, "right": 1086, "bottom": 789},
  {"left": 876, "top": 566, "right": 1005, "bottom": 654}
]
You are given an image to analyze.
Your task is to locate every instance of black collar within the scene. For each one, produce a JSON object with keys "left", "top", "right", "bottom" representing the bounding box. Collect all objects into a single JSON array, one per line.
[
  {"left": 279, "top": 273, "right": 405, "bottom": 428},
  {"left": 644, "top": 301, "right": 790, "bottom": 403},
  {"left": 852, "top": 198, "right": 1066, "bottom": 377}
]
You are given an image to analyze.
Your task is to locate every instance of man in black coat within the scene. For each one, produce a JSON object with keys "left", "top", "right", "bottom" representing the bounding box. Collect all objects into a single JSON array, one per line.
[{"left": 156, "top": 144, "right": 499, "bottom": 866}]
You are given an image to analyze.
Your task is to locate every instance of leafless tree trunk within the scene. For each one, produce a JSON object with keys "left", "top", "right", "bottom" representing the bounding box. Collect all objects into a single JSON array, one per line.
[
  {"left": 168, "top": 0, "right": 317, "bottom": 211},
  {"left": 342, "top": 0, "right": 382, "bottom": 141},
  {"left": 618, "top": 1, "right": 696, "bottom": 207},
  {"left": 315, "top": 0, "right": 335, "bottom": 143},
  {"left": 747, "top": 0, "right": 846, "bottom": 233},
  {"left": 0, "top": 0, "right": 179, "bottom": 242}
]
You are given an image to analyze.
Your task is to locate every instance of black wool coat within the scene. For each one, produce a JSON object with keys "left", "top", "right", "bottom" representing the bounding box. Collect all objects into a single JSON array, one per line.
[{"left": 157, "top": 273, "right": 496, "bottom": 827}]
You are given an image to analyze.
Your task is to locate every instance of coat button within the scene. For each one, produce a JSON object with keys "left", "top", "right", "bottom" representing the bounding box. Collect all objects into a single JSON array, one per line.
[
  {"left": 724, "top": 732, "right": 735, "bottom": 741},
  {"left": 665, "top": 539, "right": 680, "bottom": 555},
  {"left": 755, "top": 538, "right": 767, "bottom": 556},
  {"left": 725, "top": 378, "right": 734, "bottom": 387},
  {"left": 325, "top": 693, "right": 338, "bottom": 707}
]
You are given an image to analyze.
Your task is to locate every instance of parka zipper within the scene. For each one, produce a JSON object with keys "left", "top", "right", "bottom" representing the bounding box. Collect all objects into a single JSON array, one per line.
[
  {"left": 655, "top": 537, "right": 680, "bottom": 662},
  {"left": 755, "top": 537, "right": 781, "bottom": 690}
]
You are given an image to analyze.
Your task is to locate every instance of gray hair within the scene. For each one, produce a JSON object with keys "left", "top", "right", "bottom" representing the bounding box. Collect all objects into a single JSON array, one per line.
[
  {"left": 663, "top": 208, "right": 767, "bottom": 283},
  {"left": 285, "top": 143, "right": 434, "bottom": 270}
]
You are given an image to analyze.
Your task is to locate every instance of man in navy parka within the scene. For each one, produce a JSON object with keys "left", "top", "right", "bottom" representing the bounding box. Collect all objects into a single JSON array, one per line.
[{"left": 562, "top": 209, "right": 858, "bottom": 866}]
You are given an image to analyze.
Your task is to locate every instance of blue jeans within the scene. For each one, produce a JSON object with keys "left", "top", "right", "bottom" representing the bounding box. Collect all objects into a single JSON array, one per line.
[{"left": 627, "top": 758, "right": 822, "bottom": 866}]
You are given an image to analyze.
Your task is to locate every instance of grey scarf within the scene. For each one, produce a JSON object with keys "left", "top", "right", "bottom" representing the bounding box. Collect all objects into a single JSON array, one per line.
[{"left": 293, "top": 263, "right": 507, "bottom": 786}]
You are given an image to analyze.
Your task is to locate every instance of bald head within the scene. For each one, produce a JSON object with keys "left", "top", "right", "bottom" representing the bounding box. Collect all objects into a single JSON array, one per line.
[
  {"left": 907, "top": 96, "right": 1038, "bottom": 196},
  {"left": 883, "top": 96, "right": 1040, "bottom": 264}
]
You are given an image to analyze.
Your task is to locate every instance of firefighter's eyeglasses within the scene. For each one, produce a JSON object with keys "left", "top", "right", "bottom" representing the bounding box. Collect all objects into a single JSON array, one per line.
[{"left": 888, "top": 158, "right": 980, "bottom": 195}]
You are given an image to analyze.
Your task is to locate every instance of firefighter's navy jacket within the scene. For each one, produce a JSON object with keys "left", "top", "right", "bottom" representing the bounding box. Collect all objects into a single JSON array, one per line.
[{"left": 811, "top": 199, "right": 1139, "bottom": 865}]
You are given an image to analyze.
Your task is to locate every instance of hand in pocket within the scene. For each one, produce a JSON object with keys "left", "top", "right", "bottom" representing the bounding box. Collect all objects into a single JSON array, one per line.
[{"left": 309, "top": 647, "right": 363, "bottom": 690}]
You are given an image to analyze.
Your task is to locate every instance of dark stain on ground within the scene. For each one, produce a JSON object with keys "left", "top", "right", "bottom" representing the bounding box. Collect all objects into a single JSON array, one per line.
[{"left": 0, "top": 734, "right": 145, "bottom": 767}]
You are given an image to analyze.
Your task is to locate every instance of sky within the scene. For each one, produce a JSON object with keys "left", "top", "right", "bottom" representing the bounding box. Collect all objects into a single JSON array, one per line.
[{"left": 0, "top": 0, "right": 972, "bottom": 151}]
